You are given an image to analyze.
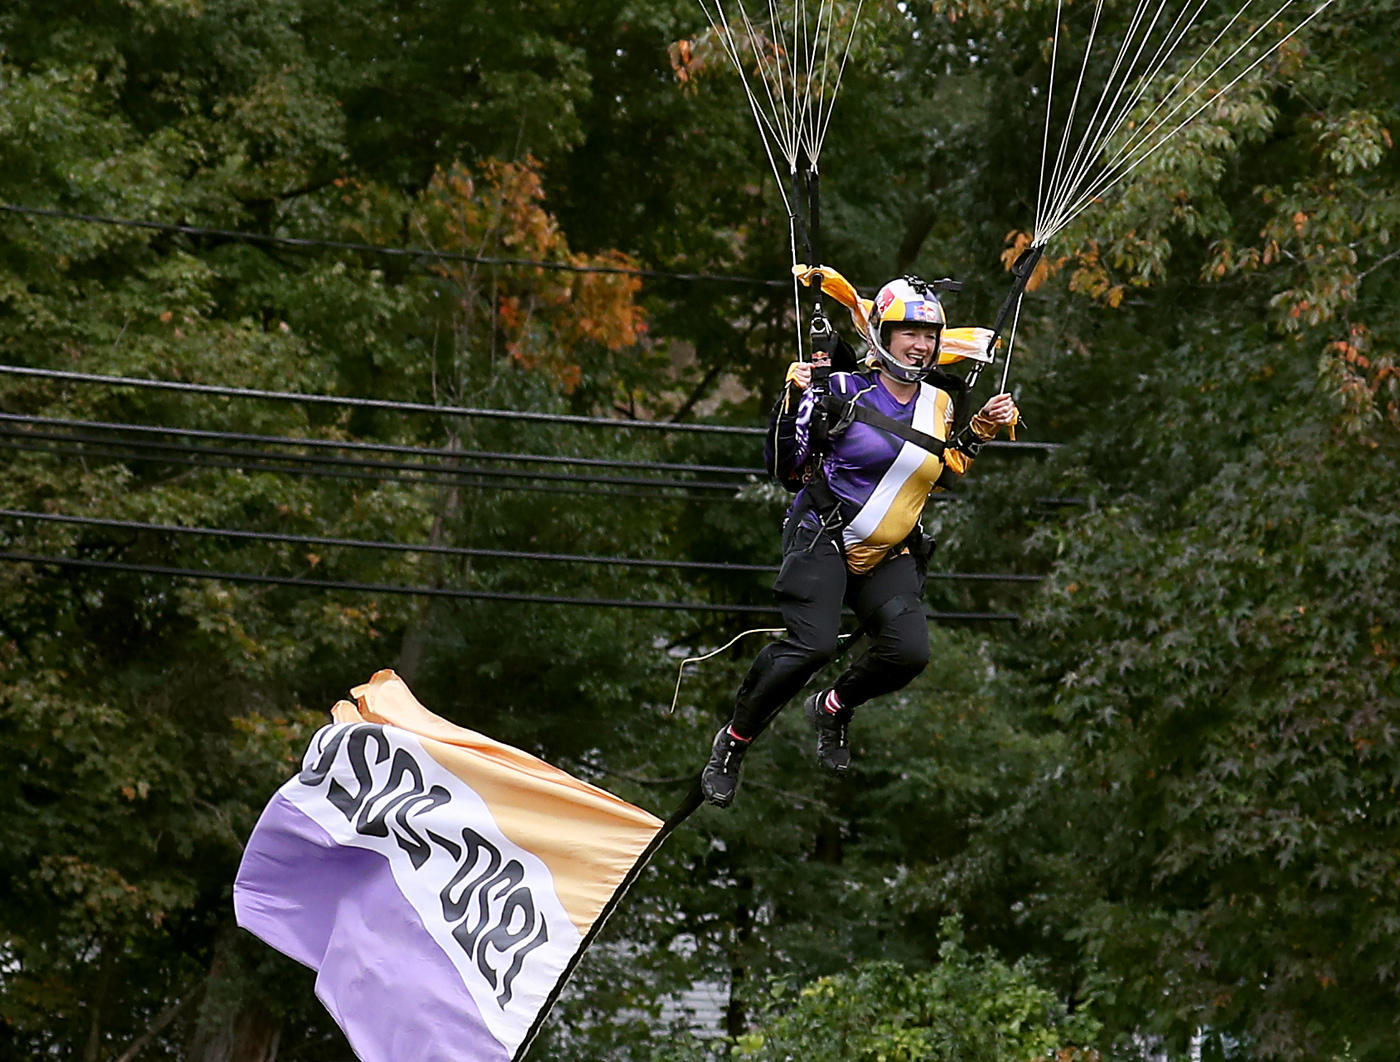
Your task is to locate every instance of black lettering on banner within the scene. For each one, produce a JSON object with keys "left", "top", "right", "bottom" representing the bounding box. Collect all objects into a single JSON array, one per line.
[
  {"left": 438, "top": 829, "right": 549, "bottom": 1008},
  {"left": 298, "top": 724, "right": 552, "bottom": 1008},
  {"left": 356, "top": 748, "right": 451, "bottom": 870},
  {"left": 327, "top": 726, "right": 391, "bottom": 819},
  {"left": 481, "top": 886, "right": 550, "bottom": 1005},
  {"left": 440, "top": 828, "right": 503, "bottom": 923},
  {"left": 298, "top": 725, "right": 352, "bottom": 786}
]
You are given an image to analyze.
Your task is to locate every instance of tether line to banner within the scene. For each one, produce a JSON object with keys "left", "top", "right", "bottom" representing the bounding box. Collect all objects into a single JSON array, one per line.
[{"left": 511, "top": 780, "right": 706, "bottom": 1062}]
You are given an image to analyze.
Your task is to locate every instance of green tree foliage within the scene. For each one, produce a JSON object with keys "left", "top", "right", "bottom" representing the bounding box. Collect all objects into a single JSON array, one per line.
[
  {"left": 730, "top": 918, "right": 1100, "bottom": 1062},
  {"left": 1, "top": 0, "right": 1398, "bottom": 1060}
]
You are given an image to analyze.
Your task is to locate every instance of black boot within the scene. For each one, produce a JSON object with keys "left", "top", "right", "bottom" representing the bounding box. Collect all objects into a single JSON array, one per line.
[
  {"left": 803, "top": 689, "right": 852, "bottom": 774},
  {"left": 701, "top": 726, "right": 751, "bottom": 808}
]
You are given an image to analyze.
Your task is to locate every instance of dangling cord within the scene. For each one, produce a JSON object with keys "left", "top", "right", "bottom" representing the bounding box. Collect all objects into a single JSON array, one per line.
[
  {"left": 668, "top": 628, "right": 786, "bottom": 714},
  {"left": 998, "top": 292, "right": 1025, "bottom": 394},
  {"left": 997, "top": 293, "right": 1026, "bottom": 441}
]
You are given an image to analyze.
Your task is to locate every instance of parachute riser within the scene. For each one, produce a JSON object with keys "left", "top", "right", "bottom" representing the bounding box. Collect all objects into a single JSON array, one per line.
[
  {"left": 956, "top": 243, "right": 1043, "bottom": 429},
  {"left": 789, "top": 152, "right": 832, "bottom": 396},
  {"left": 805, "top": 163, "right": 832, "bottom": 398}
]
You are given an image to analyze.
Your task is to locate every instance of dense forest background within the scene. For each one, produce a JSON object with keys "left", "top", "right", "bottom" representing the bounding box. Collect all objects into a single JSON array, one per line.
[{"left": 0, "top": 0, "right": 1397, "bottom": 1060}]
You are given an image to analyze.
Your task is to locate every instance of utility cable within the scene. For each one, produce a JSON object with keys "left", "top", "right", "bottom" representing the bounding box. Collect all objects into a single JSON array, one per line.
[
  {"left": 0, "top": 365, "right": 1057, "bottom": 450},
  {"left": 0, "top": 413, "right": 765, "bottom": 476},
  {"left": 0, "top": 204, "right": 786, "bottom": 288},
  {"left": 0, "top": 508, "right": 1044, "bottom": 581},
  {"left": 0, "top": 436, "right": 1070, "bottom": 505},
  {"left": 0, "top": 436, "right": 763, "bottom": 503},
  {"left": 0, "top": 364, "right": 766, "bottom": 436},
  {"left": 0, "top": 509, "right": 775, "bottom": 572},
  {"left": 0, "top": 551, "right": 1021, "bottom": 621},
  {"left": 0, "top": 423, "right": 751, "bottom": 491}
]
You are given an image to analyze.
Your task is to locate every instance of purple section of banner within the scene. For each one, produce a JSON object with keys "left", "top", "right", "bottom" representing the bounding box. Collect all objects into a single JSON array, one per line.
[{"left": 235, "top": 793, "right": 510, "bottom": 1062}]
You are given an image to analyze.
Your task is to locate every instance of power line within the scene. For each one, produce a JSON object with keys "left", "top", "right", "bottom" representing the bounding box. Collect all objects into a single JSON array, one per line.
[
  {"left": 0, "top": 436, "right": 764, "bottom": 502},
  {"left": 0, "top": 365, "right": 1059, "bottom": 450},
  {"left": 0, "top": 203, "right": 788, "bottom": 288},
  {"left": 0, "top": 508, "right": 1042, "bottom": 582},
  {"left": 0, "top": 364, "right": 766, "bottom": 436},
  {"left": 0, "top": 423, "right": 751, "bottom": 491},
  {"left": 0, "top": 509, "right": 774, "bottom": 572},
  {"left": 0, "top": 413, "right": 766, "bottom": 476},
  {"left": 0, "top": 550, "right": 1020, "bottom": 621}
]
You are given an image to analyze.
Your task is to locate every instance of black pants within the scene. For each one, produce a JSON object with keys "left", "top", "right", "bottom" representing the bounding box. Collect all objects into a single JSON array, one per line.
[{"left": 728, "top": 518, "right": 929, "bottom": 739}]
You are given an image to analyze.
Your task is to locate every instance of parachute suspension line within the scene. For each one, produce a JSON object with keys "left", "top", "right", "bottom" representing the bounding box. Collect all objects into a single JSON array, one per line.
[
  {"left": 1039, "top": 0, "right": 1172, "bottom": 232},
  {"left": 796, "top": 0, "right": 816, "bottom": 159},
  {"left": 693, "top": 0, "right": 863, "bottom": 170},
  {"left": 808, "top": 0, "right": 831, "bottom": 154},
  {"left": 1034, "top": 0, "right": 1253, "bottom": 239},
  {"left": 998, "top": 293, "right": 1026, "bottom": 394},
  {"left": 1034, "top": 0, "right": 1214, "bottom": 241},
  {"left": 691, "top": 0, "right": 863, "bottom": 368},
  {"left": 1061, "top": 0, "right": 1265, "bottom": 203},
  {"left": 1036, "top": 0, "right": 1335, "bottom": 245},
  {"left": 1048, "top": 0, "right": 1334, "bottom": 239},
  {"left": 1040, "top": 0, "right": 1214, "bottom": 237},
  {"left": 734, "top": 0, "right": 800, "bottom": 162},
  {"left": 1040, "top": 0, "right": 1107, "bottom": 243},
  {"left": 696, "top": 0, "right": 795, "bottom": 219},
  {"left": 668, "top": 628, "right": 787, "bottom": 714},
  {"left": 816, "top": 0, "right": 863, "bottom": 158},
  {"left": 1034, "top": 0, "right": 1065, "bottom": 231}
]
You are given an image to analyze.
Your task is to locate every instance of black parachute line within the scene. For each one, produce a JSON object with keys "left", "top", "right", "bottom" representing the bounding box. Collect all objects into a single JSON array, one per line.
[{"left": 510, "top": 781, "right": 705, "bottom": 1061}]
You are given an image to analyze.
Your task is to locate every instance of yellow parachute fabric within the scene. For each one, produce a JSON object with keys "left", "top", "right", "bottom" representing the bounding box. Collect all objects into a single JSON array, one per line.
[{"left": 792, "top": 265, "right": 996, "bottom": 366}]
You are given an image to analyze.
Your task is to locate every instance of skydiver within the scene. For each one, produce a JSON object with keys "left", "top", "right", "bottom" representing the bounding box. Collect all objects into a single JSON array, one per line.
[{"left": 701, "top": 275, "right": 1019, "bottom": 808}]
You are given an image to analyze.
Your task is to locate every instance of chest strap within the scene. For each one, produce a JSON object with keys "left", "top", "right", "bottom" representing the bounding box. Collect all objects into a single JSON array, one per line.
[{"left": 824, "top": 396, "right": 947, "bottom": 458}]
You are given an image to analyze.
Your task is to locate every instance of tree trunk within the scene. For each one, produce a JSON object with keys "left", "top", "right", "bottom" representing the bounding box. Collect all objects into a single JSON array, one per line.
[
  {"left": 894, "top": 193, "right": 940, "bottom": 276},
  {"left": 185, "top": 926, "right": 283, "bottom": 1062},
  {"left": 395, "top": 437, "right": 466, "bottom": 683},
  {"left": 82, "top": 938, "right": 115, "bottom": 1062},
  {"left": 725, "top": 875, "right": 754, "bottom": 1037}
]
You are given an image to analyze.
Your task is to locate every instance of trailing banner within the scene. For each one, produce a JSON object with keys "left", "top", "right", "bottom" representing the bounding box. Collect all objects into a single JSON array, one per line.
[{"left": 234, "top": 670, "right": 664, "bottom": 1062}]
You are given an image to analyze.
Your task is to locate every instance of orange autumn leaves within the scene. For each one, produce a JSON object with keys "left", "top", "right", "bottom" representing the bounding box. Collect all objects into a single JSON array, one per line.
[
  {"left": 332, "top": 160, "right": 644, "bottom": 394},
  {"left": 414, "top": 160, "right": 645, "bottom": 393}
]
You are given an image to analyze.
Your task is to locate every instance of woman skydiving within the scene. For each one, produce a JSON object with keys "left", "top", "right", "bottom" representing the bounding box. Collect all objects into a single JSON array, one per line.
[{"left": 701, "top": 275, "right": 1018, "bottom": 808}]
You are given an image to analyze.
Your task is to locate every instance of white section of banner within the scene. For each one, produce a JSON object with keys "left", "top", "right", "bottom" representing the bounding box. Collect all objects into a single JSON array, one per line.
[{"left": 281, "top": 723, "right": 584, "bottom": 1057}]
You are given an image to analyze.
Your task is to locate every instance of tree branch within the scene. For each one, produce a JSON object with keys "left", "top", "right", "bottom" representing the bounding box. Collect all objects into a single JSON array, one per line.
[
  {"left": 669, "top": 363, "right": 726, "bottom": 423},
  {"left": 113, "top": 991, "right": 200, "bottom": 1062}
]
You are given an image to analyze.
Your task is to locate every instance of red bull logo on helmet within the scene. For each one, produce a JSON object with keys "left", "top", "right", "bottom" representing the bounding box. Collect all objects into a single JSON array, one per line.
[{"left": 873, "top": 278, "right": 946, "bottom": 330}]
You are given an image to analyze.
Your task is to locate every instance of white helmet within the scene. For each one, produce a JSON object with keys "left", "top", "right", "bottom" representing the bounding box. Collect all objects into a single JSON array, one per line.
[{"left": 865, "top": 276, "right": 946, "bottom": 383}]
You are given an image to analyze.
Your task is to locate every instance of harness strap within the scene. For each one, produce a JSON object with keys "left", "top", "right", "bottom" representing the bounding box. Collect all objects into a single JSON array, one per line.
[
  {"left": 820, "top": 394, "right": 951, "bottom": 457},
  {"left": 848, "top": 404, "right": 946, "bottom": 456},
  {"left": 794, "top": 472, "right": 854, "bottom": 549}
]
